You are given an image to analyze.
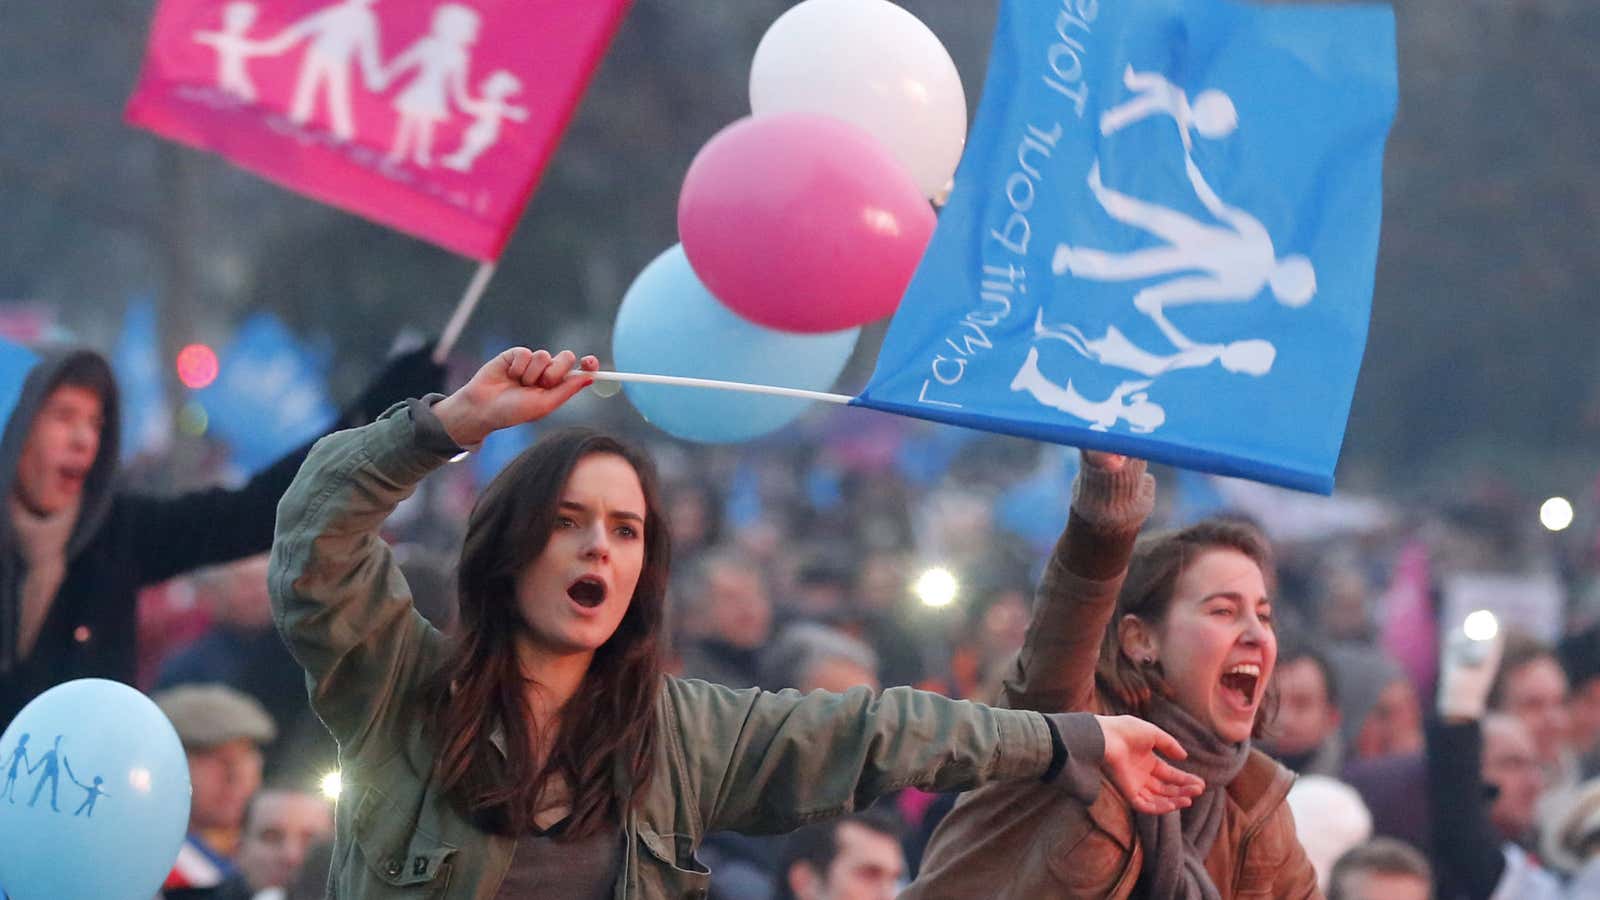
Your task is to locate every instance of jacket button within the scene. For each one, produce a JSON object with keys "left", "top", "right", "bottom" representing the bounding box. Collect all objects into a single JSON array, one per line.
[{"left": 385, "top": 859, "right": 402, "bottom": 876}]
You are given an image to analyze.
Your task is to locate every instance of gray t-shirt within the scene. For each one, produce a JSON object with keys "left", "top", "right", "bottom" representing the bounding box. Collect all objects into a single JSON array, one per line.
[{"left": 493, "top": 818, "right": 622, "bottom": 899}]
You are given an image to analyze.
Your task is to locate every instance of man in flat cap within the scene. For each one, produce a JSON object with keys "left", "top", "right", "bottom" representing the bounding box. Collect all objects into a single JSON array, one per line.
[{"left": 154, "top": 683, "right": 278, "bottom": 896}]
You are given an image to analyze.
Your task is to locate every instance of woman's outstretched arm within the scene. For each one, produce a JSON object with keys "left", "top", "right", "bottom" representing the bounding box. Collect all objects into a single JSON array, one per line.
[{"left": 669, "top": 679, "right": 1199, "bottom": 836}]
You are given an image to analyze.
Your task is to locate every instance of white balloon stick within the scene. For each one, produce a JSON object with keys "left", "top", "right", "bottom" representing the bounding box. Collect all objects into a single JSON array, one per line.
[{"left": 583, "top": 369, "right": 854, "bottom": 405}]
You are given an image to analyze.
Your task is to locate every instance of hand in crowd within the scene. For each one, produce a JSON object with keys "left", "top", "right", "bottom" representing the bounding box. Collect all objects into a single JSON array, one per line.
[
  {"left": 1095, "top": 714, "right": 1205, "bottom": 815},
  {"left": 1080, "top": 448, "right": 1131, "bottom": 473},
  {"left": 433, "top": 348, "right": 597, "bottom": 448},
  {"left": 1437, "top": 615, "right": 1507, "bottom": 722}
]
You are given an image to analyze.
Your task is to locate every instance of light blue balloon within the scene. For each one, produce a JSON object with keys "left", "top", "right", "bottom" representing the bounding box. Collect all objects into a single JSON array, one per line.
[
  {"left": 0, "top": 679, "right": 191, "bottom": 900},
  {"left": 613, "top": 245, "right": 859, "bottom": 443}
]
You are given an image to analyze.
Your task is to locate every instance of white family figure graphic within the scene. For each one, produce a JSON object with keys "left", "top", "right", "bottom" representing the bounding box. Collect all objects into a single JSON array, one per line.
[
  {"left": 1027, "top": 309, "right": 1276, "bottom": 378},
  {"left": 189, "top": 0, "right": 524, "bottom": 172},
  {"left": 1014, "top": 67, "right": 1316, "bottom": 434},
  {"left": 382, "top": 4, "right": 478, "bottom": 167},
  {"left": 1099, "top": 64, "right": 1238, "bottom": 151},
  {"left": 264, "top": 0, "right": 387, "bottom": 142},
  {"left": 1054, "top": 158, "right": 1315, "bottom": 352},
  {"left": 1012, "top": 347, "right": 1166, "bottom": 433},
  {"left": 193, "top": 2, "right": 275, "bottom": 102},
  {"left": 442, "top": 70, "right": 527, "bottom": 171}
]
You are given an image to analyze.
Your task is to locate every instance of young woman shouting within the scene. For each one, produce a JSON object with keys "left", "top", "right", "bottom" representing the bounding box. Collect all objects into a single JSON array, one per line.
[
  {"left": 910, "top": 451, "right": 1318, "bottom": 899},
  {"left": 268, "top": 348, "right": 1202, "bottom": 899}
]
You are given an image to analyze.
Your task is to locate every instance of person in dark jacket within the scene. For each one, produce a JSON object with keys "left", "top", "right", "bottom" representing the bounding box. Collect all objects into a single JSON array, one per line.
[{"left": 0, "top": 343, "right": 444, "bottom": 727}]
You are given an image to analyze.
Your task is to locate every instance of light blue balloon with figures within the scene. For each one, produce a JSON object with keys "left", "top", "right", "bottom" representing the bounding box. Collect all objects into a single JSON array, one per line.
[
  {"left": 613, "top": 244, "right": 860, "bottom": 444},
  {"left": 0, "top": 679, "right": 190, "bottom": 900}
]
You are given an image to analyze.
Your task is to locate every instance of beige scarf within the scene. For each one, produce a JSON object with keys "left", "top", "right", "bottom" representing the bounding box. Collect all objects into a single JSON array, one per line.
[{"left": 9, "top": 494, "right": 79, "bottom": 660}]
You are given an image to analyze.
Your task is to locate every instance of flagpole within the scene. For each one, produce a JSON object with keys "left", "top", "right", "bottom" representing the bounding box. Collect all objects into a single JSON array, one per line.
[
  {"left": 585, "top": 370, "right": 854, "bottom": 405},
  {"left": 434, "top": 262, "right": 497, "bottom": 365}
]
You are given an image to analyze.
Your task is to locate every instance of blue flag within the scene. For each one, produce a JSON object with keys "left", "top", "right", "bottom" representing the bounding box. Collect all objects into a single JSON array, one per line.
[
  {"left": 854, "top": 0, "right": 1397, "bottom": 493},
  {"left": 997, "top": 445, "right": 1081, "bottom": 552},
  {"left": 198, "top": 314, "right": 335, "bottom": 472},
  {"left": 0, "top": 336, "right": 38, "bottom": 426},
  {"left": 472, "top": 424, "right": 536, "bottom": 489},
  {"left": 112, "top": 297, "right": 173, "bottom": 461}
]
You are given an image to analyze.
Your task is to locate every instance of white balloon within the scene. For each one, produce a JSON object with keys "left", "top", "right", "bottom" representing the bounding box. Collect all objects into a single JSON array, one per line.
[{"left": 751, "top": 0, "right": 966, "bottom": 200}]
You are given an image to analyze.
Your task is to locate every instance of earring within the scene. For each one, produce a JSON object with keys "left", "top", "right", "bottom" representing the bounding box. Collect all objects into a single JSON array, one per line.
[{"left": 1142, "top": 656, "right": 1154, "bottom": 666}]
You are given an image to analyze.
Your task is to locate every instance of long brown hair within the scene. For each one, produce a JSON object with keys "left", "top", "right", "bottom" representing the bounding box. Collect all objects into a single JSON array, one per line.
[
  {"left": 1094, "top": 518, "right": 1279, "bottom": 739},
  {"left": 423, "top": 427, "right": 670, "bottom": 838}
]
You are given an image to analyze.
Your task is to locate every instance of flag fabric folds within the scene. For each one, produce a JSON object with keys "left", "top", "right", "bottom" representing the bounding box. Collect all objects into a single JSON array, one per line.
[
  {"left": 113, "top": 297, "right": 175, "bottom": 461},
  {"left": 196, "top": 313, "right": 334, "bottom": 472},
  {"left": 854, "top": 0, "right": 1397, "bottom": 493},
  {"left": 127, "top": 0, "right": 630, "bottom": 260},
  {"left": 0, "top": 337, "right": 38, "bottom": 426}
]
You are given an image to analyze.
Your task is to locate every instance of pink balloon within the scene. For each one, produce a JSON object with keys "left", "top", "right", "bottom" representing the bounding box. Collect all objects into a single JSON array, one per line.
[{"left": 678, "top": 113, "right": 936, "bottom": 333}]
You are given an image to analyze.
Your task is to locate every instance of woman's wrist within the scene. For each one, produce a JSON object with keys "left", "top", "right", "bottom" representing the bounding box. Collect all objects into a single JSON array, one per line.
[
  {"left": 1071, "top": 458, "right": 1155, "bottom": 528},
  {"left": 430, "top": 392, "right": 487, "bottom": 449}
]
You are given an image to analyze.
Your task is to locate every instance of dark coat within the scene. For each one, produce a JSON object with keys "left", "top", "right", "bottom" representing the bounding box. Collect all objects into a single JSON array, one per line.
[{"left": 0, "top": 346, "right": 442, "bottom": 727}]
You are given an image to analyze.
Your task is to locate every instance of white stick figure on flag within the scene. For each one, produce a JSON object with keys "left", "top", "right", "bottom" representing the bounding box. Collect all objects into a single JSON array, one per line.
[{"left": 1015, "top": 68, "right": 1318, "bottom": 434}]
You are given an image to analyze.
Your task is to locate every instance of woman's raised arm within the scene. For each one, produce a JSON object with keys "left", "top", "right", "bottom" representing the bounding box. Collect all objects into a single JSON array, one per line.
[{"left": 1000, "top": 451, "right": 1156, "bottom": 713}]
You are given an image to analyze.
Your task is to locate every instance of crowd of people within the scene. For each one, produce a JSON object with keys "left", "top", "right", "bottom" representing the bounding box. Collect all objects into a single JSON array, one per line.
[{"left": 3, "top": 342, "right": 1599, "bottom": 899}]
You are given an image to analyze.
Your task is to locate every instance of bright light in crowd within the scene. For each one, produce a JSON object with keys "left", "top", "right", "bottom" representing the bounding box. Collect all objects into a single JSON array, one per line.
[
  {"left": 1463, "top": 609, "right": 1499, "bottom": 643},
  {"left": 1540, "top": 497, "right": 1574, "bottom": 532},
  {"left": 176, "top": 343, "right": 220, "bottom": 390},
  {"left": 320, "top": 770, "right": 342, "bottom": 800},
  {"left": 177, "top": 400, "right": 209, "bottom": 437},
  {"left": 913, "top": 567, "right": 959, "bottom": 609}
]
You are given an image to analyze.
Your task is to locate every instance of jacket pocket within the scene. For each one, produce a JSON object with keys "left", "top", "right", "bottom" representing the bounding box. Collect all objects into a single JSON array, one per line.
[
  {"left": 352, "top": 785, "right": 458, "bottom": 895},
  {"left": 1046, "top": 804, "right": 1136, "bottom": 896},
  {"left": 635, "top": 826, "right": 712, "bottom": 900}
]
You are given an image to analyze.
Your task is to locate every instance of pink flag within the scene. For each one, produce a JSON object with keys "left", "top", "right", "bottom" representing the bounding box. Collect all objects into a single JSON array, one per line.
[
  {"left": 1381, "top": 539, "right": 1437, "bottom": 701},
  {"left": 127, "top": 0, "right": 630, "bottom": 260}
]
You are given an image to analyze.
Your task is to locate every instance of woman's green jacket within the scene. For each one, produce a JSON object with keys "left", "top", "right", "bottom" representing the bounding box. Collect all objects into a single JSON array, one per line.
[{"left": 268, "top": 400, "right": 1096, "bottom": 899}]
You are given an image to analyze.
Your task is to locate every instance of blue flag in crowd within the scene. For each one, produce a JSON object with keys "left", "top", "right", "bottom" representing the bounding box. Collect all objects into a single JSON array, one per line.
[
  {"left": 112, "top": 297, "right": 172, "bottom": 461},
  {"left": 198, "top": 313, "right": 334, "bottom": 472},
  {"left": 996, "top": 445, "right": 1080, "bottom": 552},
  {"left": 0, "top": 336, "right": 38, "bottom": 426},
  {"left": 473, "top": 424, "right": 536, "bottom": 489},
  {"left": 470, "top": 338, "right": 536, "bottom": 488},
  {"left": 854, "top": 0, "right": 1397, "bottom": 493}
]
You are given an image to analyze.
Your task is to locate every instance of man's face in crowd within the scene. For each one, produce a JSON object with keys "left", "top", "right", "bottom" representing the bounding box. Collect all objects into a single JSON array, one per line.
[
  {"left": 1272, "top": 657, "right": 1340, "bottom": 756},
  {"left": 1569, "top": 676, "right": 1600, "bottom": 757},
  {"left": 1333, "top": 869, "right": 1430, "bottom": 900},
  {"left": 187, "top": 738, "right": 263, "bottom": 831},
  {"left": 236, "top": 791, "right": 334, "bottom": 890},
  {"left": 1500, "top": 657, "right": 1571, "bottom": 765},
  {"left": 794, "top": 822, "right": 905, "bottom": 900},
  {"left": 14, "top": 385, "right": 102, "bottom": 516},
  {"left": 1482, "top": 715, "right": 1544, "bottom": 843},
  {"left": 1353, "top": 677, "right": 1424, "bottom": 760},
  {"left": 705, "top": 562, "right": 771, "bottom": 651}
]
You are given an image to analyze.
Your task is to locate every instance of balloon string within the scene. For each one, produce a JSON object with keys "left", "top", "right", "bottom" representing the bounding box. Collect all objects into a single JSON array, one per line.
[{"left": 581, "top": 370, "right": 854, "bottom": 405}]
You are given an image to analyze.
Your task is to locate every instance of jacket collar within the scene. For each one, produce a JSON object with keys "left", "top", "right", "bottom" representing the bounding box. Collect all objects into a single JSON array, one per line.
[{"left": 1224, "top": 748, "right": 1296, "bottom": 823}]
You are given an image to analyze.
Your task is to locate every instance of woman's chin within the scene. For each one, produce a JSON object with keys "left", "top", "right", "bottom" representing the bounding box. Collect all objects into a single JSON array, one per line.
[
  {"left": 1218, "top": 724, "right": 1253, "bottom": 744},
  {"left": 1205, "top": 704, "right": 1257, "bottom": 744}
]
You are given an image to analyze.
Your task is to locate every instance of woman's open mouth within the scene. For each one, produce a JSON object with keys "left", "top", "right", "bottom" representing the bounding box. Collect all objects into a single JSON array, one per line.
[
  {"left": 1219, "top": 663, "right": 1261, "bottom": 710},
  {"left": 567, "top": 576, "right": 606, "bottom": 609}
]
